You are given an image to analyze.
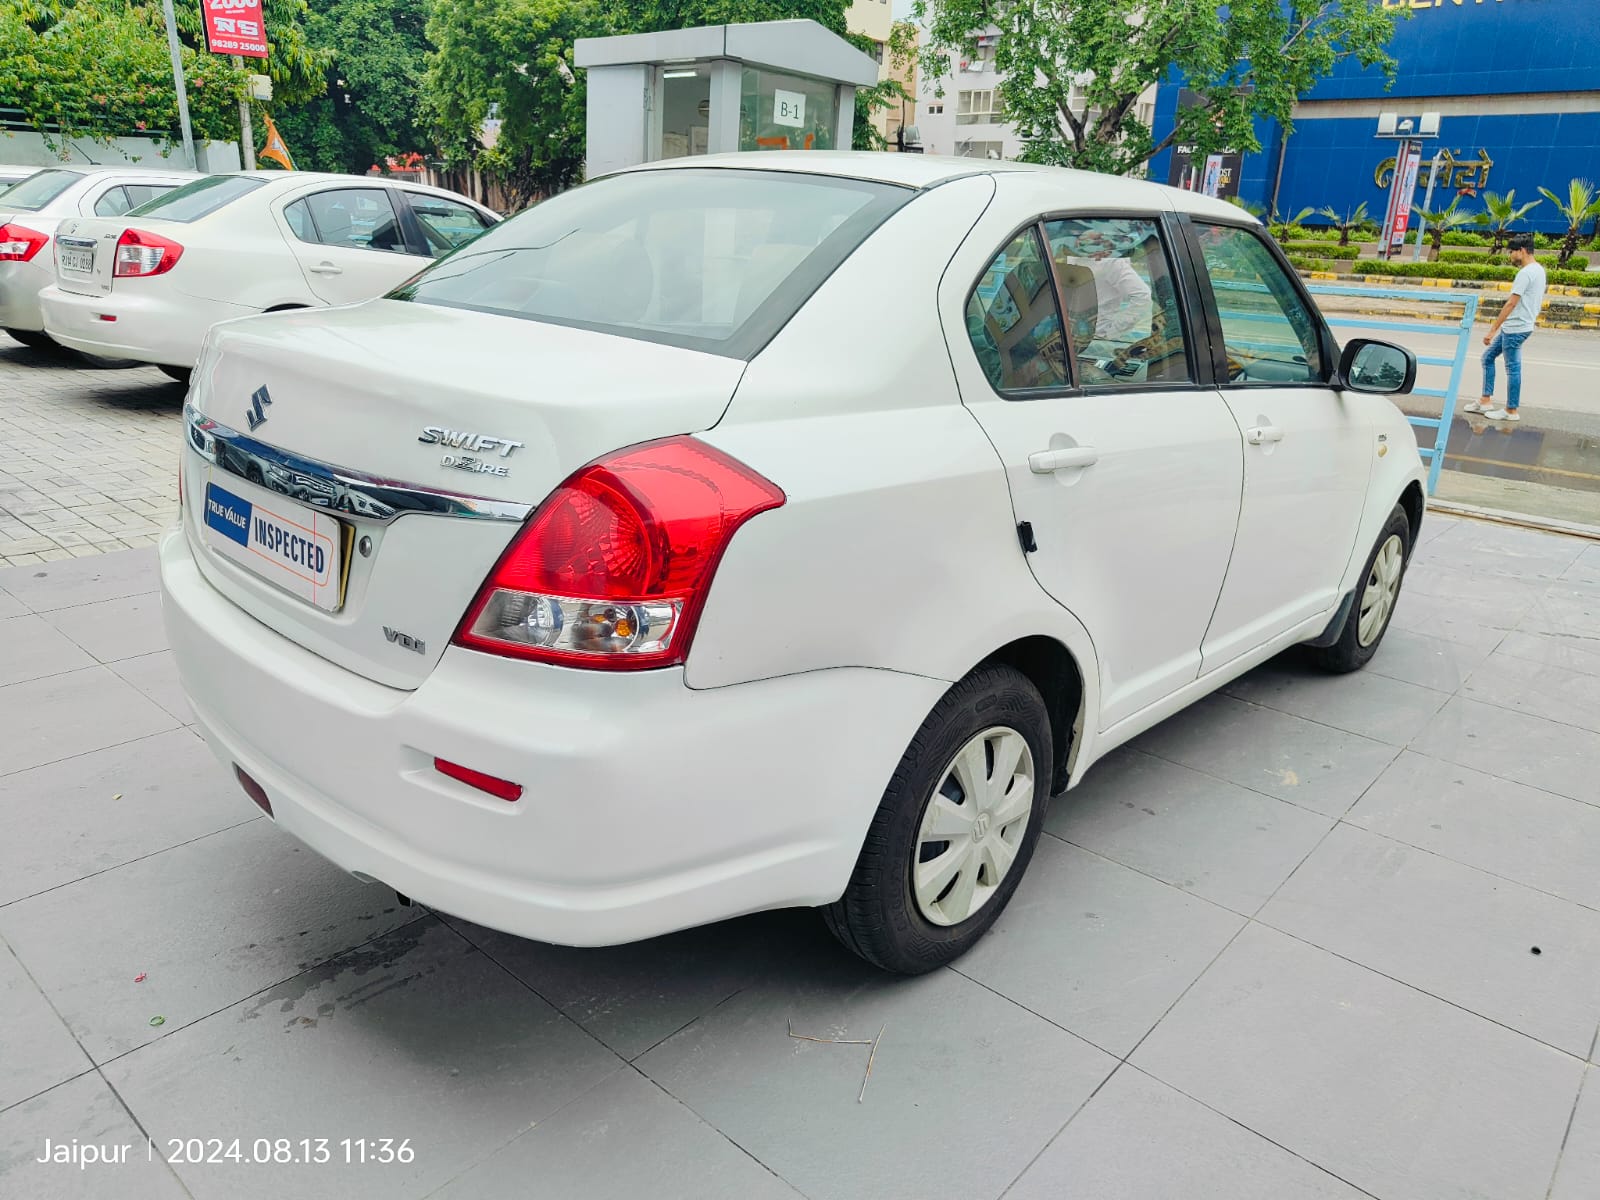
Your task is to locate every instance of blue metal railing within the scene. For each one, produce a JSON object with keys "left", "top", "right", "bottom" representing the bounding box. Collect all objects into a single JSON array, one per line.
[{"left": 1308, "top": 285, "right": 1478, "bottom": 496}]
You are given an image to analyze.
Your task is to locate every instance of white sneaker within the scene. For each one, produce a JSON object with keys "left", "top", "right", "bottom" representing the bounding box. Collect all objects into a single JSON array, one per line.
[
  {"left": 1483, "top": 408, "right": 1521, "bottom": 421},
  {"left": 1462, "top": 401, "right": 1490, "bottom": 414}
]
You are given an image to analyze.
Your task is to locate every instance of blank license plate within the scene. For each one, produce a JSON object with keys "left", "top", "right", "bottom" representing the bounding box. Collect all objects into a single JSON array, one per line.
[
  {"left": 59, "top": 246, "right": 94, "bottom": 273},
  {"left": 201, "top": 475, "right": 345, "bottom": 611}
]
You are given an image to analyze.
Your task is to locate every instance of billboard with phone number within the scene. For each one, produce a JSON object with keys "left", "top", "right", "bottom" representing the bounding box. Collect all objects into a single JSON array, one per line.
[{"left": 201, "top": 0, "right": 268, "bottom": 59}]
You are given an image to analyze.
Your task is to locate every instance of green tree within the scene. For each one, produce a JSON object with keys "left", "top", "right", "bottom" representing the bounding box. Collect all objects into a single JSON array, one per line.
[
  {"left": 897, "top": 0, "right": 1401, "bottom": 177},
  {"left": 1319, "top": 201, "right": 1369, "bottom": 247},
  {"left": 1269, "top": 206, "right": 1314, "bottom": 242},
  {"left": 0, "top": 0, "right": 247, "bottom": 150},
  {"left": 270, "top": 0, "right": 430, "bottom": 173},
  {"left": 1537, "top": 179, "right": 1600, "bottom": 269},
  {"left": 1473, "top": 189, "right": 1541, "bottom": 256},
  {"left": 1411, "top": 195, "right": 1476, "bottom": 257}
]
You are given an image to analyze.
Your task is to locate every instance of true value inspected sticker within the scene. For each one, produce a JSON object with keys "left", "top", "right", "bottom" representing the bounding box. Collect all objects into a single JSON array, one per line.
[{"left": 202, "top": 475, "right": 344, "bottom": 611}]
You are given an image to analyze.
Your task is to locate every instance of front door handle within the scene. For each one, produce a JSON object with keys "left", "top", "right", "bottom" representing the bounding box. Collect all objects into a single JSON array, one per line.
[
  {"left": 309, "top": 262, "right": 343, "bottom": 275},
  {"left": 1245, "top": 425, "right": 1285, "bottom": 446},
  {"left": 1028, "top": 446, "right": 1100, "bottom": 473}
]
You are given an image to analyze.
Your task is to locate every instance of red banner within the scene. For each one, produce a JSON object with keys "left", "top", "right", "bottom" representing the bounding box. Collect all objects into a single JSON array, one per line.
[{"left": 201, "top": 0, "right": 268, "bottom": 59}]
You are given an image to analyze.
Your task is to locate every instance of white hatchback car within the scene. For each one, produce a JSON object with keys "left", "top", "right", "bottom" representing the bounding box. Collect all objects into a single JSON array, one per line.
[
  {"left": 38, "top": 171, "right": 498, "bottom": 382},
  {"left": 1, "top": 165, "right": 198, "bottom": 349},
  {"left": 162, "top": 154, "right": 1423, "bottom": 973}
]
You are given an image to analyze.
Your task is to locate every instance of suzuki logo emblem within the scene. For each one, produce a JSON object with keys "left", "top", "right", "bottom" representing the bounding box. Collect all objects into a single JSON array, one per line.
[{"left": 246, "top": 386, "right": 272, "bottom": 431}]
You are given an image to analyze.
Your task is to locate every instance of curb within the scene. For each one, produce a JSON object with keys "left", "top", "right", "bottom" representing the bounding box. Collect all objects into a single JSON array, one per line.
[{"left": 1428, "top": 499, "right": 1600, "bottom": 543}]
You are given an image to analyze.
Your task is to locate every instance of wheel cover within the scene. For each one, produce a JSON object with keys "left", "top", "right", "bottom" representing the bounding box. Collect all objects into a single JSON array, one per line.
[
  {"left": 912, "top": 726, "right": 1035, "bottom": 927},
  {"left": 1358, "top": 533, "right": 1405, "bottom": 647}
]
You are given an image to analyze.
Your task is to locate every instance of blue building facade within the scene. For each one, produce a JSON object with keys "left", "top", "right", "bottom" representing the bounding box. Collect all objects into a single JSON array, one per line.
[{"left": 1150, "top": 0, "right": 1600, "bottom": 233}]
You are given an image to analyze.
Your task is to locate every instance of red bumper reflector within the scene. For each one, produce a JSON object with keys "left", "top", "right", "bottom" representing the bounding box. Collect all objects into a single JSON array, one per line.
[
  {"left": 234, "top": 765, "right": 272, "bottom": 816},
  {"left": 433, "top": 757, "right": 522, "bottom": 802}
]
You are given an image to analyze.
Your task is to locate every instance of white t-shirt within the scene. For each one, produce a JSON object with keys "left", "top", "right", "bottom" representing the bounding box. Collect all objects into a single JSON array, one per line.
[
  {"left": 1505, "top": 261, "right": 1547, "bottom": 334},
  {"left": 1063, "top": 256, "right": 1152, "bottom": 342}
]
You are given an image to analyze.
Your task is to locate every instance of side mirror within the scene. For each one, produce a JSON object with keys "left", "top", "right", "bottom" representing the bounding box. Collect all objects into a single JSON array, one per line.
[{"left": 1338, "top": 338, "right": 1416, "bottom": 395}]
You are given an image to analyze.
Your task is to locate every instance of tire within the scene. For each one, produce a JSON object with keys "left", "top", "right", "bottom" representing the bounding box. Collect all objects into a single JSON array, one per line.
[
  {"left": 4, "top": 328, "right": 54, "bottom": 351},
  {"left": 1309, "top": 504, "right": 1411, "bottom": 674},
  {"left": 823, "top": 664, "right": 1053, "bottom": 974},
  {"left": 159, "top": 365, "right": 192, "bottom": 386}
]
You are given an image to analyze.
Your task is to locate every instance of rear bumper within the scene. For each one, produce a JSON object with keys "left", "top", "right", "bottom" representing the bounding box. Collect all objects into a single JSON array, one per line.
[
  {"left": 39, "top": 284, "right": 250, "bottom": 367},
  {"left": 0, "top": 260, "right": 53, "bottom": 331},
  {"left": 159, "top": 525, "right": 943, "bottom": 946}
]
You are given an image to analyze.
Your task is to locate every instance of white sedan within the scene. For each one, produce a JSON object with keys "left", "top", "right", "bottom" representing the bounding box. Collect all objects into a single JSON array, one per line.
[
  {"left": 161, "top": 153, "right": 1424, "bottom": 973},
  {"left": 38, "top": 171, "right": 498, "bottom": 382},
  {"left": 1, "top": 165, "right": 198, "bottom": 349}
]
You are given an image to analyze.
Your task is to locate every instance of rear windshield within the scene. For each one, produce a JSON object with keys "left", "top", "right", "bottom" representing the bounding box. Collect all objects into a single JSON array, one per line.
[
  {"left": 128, "top": 175, "right": 267, "bottom": 223},
  {"left": 389, "top": 168, "right": 912, "bottom": 358},
  {"left": 0, "top": 169, "right": 82, "bottom": 212}
]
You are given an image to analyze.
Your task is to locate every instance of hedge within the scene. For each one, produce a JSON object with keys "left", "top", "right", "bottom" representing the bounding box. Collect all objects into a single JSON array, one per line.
[
  {"left": 1283, "top": 241, "right": 1360, "bottom": 259},
  {"left": 1436, "top": 249, "right": 1587, "bottom": 270},
  {"left": 1349, "top": 259, "right": 1600, "bottom": 288}
]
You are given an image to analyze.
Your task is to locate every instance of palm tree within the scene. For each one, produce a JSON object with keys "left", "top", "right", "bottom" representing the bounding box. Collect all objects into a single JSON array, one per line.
[
  {"left": 1269, "top": 206, "right": 1315, "bottom": 243},
  {"left": 1538, "top": 179, "right": 1600, "bottom": 268},
  {"left": 1411, "top": 196, "right": 1477, "bottom": 259},
  {"left": 1226, "top": 196, "right": 1266, "bottom": 219},
  {"left": 1475, "top": 190, "right": 1542, "bottom": 255},
  {"left": 1318, "top": 202, "right": 1370, "bottom": 247}
]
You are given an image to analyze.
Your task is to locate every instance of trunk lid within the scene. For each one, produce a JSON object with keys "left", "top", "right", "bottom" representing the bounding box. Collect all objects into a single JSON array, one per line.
[
  {"left": 51, "top": 216, "right": 147, "bottom": 297},
  {"left": 181, "top": 299, "right": 746, "bottom": 689}
]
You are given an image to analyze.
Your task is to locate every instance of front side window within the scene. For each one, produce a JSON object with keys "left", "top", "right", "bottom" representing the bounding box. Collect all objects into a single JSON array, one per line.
[
  {"left": 404, "top": 193, "right": 490, "bottom": 257},
  {"left": 1194, "top": 223, "right": 1324, "bottom": 384},
  {"left": 128, "top": 175, "right": 266, "bottom": 223},
  {"left": 300, "top": 189, "right": 409, "bottom": 254},
  {"left": 391, "top": 168, "right": 910, "bottom": 358},
  {"left": 1044, "top": 217, "right": 1192, "bottom": 387},
  {"left": 0, "top": 169, "right": 82, "bottom": 212},
  {"left": 965, "top": 228, "right": 1068, "bottom": 394}
]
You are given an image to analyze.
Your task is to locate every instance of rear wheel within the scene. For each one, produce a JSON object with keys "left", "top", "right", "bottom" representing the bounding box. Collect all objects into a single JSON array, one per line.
[
  {"left": 3, "top": 328, "right": 53, "bottom": 351},
  {"left": 159, "top": 365, "right": 192, "bottom": 386},
  {"left": 1310, "top": 504, "right": 1411, "bottom": 673},
  {"left": 823, "top": 665, "right": 1051, "bottom": 974}
]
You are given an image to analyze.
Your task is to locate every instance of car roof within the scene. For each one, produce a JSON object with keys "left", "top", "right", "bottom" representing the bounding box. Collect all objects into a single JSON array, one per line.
[
  {"left": 621, "top": 151, "right": 1256, "bottom": 222},
  {"left": 11, "top": 163, "right": 197, "bottom": 177}
]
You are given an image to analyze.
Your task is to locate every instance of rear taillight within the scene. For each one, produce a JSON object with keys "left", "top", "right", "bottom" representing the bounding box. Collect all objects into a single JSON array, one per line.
[
  {"left": 114, "top": 228, "right": 183, "bottom": 277},
  {"left": 453, "top": 437, "right": 784, "bottom": 670},
  {"left": 0, "top": 223, "right": 46, "bottom": 262}
]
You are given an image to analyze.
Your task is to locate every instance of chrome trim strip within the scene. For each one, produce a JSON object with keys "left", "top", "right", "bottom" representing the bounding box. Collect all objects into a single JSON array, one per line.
[{"left": 184, "top": 404, "right": 532, "bottom": 525}]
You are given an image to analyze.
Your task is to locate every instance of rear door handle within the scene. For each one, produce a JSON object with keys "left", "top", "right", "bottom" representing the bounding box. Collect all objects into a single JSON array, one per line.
[
  {"left": 1028, "top": 446, "right": 1099, "bottom": 473},
  {"left": 1245, "top": 425, "right": 1285, "bottom": 446},
  {"left": 309, "top": 262, "right": 343, "bottom": 275}
]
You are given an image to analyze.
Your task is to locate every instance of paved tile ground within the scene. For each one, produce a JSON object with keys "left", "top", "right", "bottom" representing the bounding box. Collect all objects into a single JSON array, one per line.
[
  {"left": 0, "top": 334, "right": 182, "bottom": 567},
  {"left": 3, "top": 516, "right": 1600, "bottom": 1200},
  {"left": 5, "top": 335, "right": 1600, "bottom": 1198}
]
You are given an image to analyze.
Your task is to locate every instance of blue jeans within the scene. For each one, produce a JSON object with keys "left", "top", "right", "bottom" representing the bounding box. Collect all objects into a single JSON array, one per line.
[{"left": 1482, "top": 330, "right": 1531, "bottom": 409}]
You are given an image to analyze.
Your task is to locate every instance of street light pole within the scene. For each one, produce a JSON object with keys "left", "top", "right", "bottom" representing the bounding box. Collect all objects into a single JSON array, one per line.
[
  {"left": 160, "top": 0, "right": 197, "bottom": 169},
  {"left": 233, "top": 56, "right": 257, "bottom": 168},
  {"left": 1412, "top": 147, "right": 1448, "bottom": 262}
]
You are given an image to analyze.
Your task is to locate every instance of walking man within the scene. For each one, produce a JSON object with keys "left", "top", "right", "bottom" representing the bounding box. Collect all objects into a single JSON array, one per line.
[{"left": 1467, "top": 233, "right": 1546, "bottom": 422}]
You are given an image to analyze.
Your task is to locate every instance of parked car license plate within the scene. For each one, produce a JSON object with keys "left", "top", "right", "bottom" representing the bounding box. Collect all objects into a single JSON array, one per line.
[
  {"left": 59, "top": 246, "right": 94, "bottom": 274},
  {"left": 201, "top": 475, "right": 346, "bottom": 611}
]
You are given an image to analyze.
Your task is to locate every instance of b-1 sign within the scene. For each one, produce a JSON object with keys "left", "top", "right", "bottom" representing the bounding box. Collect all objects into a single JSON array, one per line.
[
  {"left": 201, "top": 0, "right": 268, "bottom": 59},
  {"left": 772, "top": 89, "right": 805, "bottom": 129}
]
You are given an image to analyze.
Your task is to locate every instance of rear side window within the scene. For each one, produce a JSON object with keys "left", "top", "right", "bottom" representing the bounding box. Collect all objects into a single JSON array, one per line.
[
  {"left": 0, "top": 169, "right": 82, "bottom": 212},
  {"left": 1044, "top": 217, "right": 1191, "bottom": 387},
  {"left": 297, "top": 188, "right": 410, "bottom": 253},
  {"left": 391, "top": 168, "right": 911, "bottom": 358},
  {"left": 1193, "top": 223, "right": 1324, "bottom": 383},
  {"left": 129, "top": 175, "right": 267, "bottom": 223},
  {"left": 965, "top": 228, "right": 1068, "bottom": 393},
  {"left": 94, "top": 186, "right": 132, "bottom": 217}
]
